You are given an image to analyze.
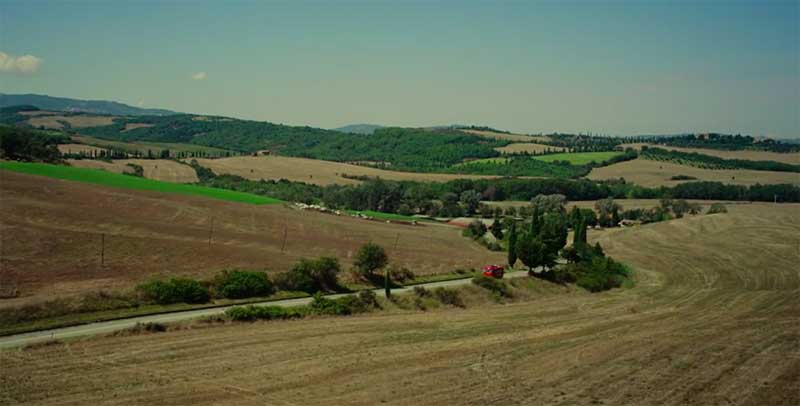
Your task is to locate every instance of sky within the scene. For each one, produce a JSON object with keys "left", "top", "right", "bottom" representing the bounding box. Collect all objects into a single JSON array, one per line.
[{"left": 1, "top": 0, "right": 798, "bottom": 138}]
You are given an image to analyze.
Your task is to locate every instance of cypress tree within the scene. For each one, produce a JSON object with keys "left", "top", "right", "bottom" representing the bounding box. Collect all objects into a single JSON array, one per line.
[
  {"left": 507, "top": 221, "right": 517, "bottom": 268},
  {"left": 530, "top": 207, "right": 542, "bottom": 236}
]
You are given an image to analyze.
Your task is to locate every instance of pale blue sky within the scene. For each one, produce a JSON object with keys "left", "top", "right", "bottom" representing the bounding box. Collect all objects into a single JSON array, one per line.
[{"left": 1, "top": 0, "right": 797, "bottom": 137}]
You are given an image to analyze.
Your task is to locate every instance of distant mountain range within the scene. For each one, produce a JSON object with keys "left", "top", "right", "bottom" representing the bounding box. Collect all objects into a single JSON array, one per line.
[
  {"left": 0, "top": 94, "right": 177, "bottom": 116},
  {"left": 332, "top": 124, "right": 383, "bottom": 135}
]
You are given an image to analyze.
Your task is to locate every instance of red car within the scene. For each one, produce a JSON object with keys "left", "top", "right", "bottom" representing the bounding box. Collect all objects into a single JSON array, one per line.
[{"left": 482, "top": 264, "right": 505, "bottom": 279}]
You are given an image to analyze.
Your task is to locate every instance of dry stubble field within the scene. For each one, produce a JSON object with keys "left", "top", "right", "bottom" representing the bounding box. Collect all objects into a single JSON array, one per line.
[
  {"left": 0, "top": 171, "right": 501, "bottom": 307},
  {"left": 193, "top": 156, "right": 512, "bottom": 186},
  {"left": 26, "top": 115, "right": 115, "bottom": 130},
  {"left": 67, "top": 159, "right": 199, "bottom": 183},
  {"left": 588, "top": 158, "right": 800, "bottom": 187},
  {"left": 0, "top": 203, "right": 797, "bottom": 405},
  {"left": 622, "top": 143, "right": 800, "bottom": 165}
]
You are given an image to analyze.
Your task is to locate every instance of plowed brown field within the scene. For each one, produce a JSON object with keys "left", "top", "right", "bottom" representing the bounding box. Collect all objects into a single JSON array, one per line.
[
  {"left": 0, "top": 171, "right": 501, "bottom": 307},
  {"left": 1, "top": 202, "right": 797, "bottom": 405}
]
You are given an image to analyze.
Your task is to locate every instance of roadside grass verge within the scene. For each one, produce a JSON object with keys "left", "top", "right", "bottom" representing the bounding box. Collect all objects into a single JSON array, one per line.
[
  {"left": 0, "top": 269, "right": 482, "bottom": 336},
  {"left": 533, "top": 151, "right": 622, "bottom": 165},
  {"left": 0, "top": 161, "right": 283, "bottom": 205},
  {"left": 0, "top": 291, "right": 307, "bottom": 337}
]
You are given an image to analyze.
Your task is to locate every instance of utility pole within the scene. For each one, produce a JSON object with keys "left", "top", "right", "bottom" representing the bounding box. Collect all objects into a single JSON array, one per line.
[
  {"left": 208, "top": 217, "right": 214, "bottom": 248},
  {"left": 281, "top": 223, "right": 288, "bottom": 253},
  {"left": 384, "top": 267, "right": 391, "bottom": 299}
]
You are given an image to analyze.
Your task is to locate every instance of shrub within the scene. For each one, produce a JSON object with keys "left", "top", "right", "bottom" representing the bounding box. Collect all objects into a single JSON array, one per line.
[
  {"left": 471, "top": 275, "right": 513, "bottom": 298},
  {"left": 357, "top": 289, "right": 379, "bottom": 308},
  {"left": 137, "top": 278, "right": 210, "bottom": 304},
  {"left": 388, "top": 265, "right": 415, "bottom": 283},
  {"left": 432, "top": 287, "right": 464, "bottom": 308},
  {"left": 124, "top": 163, "right": 144, "bottom": 177},
  {"left": 354, "top": 243, "right": 388, "bottom": 277},
  {"left": 707, "top": 203, "right": 728, "bottom": 214},
  {"left": 572, "top": 256, "right": 629, "bottom": 292},
  {"left": 213, "top": 270, "right": 273, "bottom": 299},
  {"left": 466, "top": 220, "right": 487, "bottom": 239},
  {"left": 275, "top": 257, "right": 342, "bottom": 293},
  {"left": 309, "top": 293, "right": 352, "bottom": 316},
  {"left": 413, "top": 286, "right": 431, "bottom": 297},
  {"left": 130, "top": 322, "right": 167, "bottom": 333},
  {"left": 225, "top": 305, "right": 301, "bottom": 321}
]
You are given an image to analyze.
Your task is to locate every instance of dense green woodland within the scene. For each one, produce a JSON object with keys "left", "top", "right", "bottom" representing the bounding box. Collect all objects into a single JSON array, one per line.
[
  {"left": 0, "top": 125, "right": 67, "bottom": 162},
  {"left": 78, "top": 115, "right": 508, "bottom": 170},
  {"left": 641, "top": 147, "right": 800, "bottom": 172}
]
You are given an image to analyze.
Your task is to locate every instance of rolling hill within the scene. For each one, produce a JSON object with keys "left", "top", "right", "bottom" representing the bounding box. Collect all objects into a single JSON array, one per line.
[{"left": 0, "top": 94, "right": 177, "bottom": 116}]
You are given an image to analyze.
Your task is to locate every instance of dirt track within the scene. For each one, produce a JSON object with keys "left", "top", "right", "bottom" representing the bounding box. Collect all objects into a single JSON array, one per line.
[{"left": 0, "top": 203, "right": 797, "bottom": 405}]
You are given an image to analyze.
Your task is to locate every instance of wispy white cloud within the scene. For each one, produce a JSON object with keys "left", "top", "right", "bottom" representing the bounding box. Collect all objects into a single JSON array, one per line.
[
  {"left": 0, "top": 51, "right": 43, "bottom": 74},
  {"left": 191, "top": 71, "right": 207, "bottom": 80}
]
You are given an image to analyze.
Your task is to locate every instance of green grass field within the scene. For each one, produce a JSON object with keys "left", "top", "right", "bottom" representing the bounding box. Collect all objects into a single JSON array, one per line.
[
  {"left": 534, "top": 151, "right": 622, "bottom": 165},
  {"left": 0, "top": 161, "right": 283, "bottom": 205}
]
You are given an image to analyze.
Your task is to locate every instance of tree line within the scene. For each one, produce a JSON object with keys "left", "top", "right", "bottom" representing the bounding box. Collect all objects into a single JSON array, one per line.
[{"left": 641, "top": 146, "right": 800, "bottom": 173}]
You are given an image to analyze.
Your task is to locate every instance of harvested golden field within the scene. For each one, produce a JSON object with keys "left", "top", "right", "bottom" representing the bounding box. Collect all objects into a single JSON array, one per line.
[
  {"left": 461, "top": 129, "right": 551, "bottom": 143},
  {"left": 57, "top": 144, "right": 107, "bottom": 156},
  {"left": 122, "top": 123, "right": 154, "bottom": 131},
  {"left": 67, "top": 159, "right": 199, "bottom": 183},
  {"left": 27, "top": 115, "right": 115, "bottom": 129},
  {"left": 494, "top": 142, "right": 565, "bottom": 154},
  {"left": 17, "top": 110, "right": 59, "bottom": 116},
  {"left": 2, "top": 204, "right": 797, "bottom": 405},
  {"left": 622, "top": 143, "right": 800, "bottom": 164},
  {"left": 0, "top": 171, "right": 501, "bottom": 307},
  {"left": 588, "top": 158, "right": 800, "bottom": 187},
  {"left": 193, "top": 156, "right": 509, "bottom": 186}
]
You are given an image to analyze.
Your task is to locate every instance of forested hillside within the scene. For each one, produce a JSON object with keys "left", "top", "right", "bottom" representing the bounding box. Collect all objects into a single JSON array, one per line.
[
  {"left": 657, "top": 133, "right": 799, "bottom": 153},
  {"left": 79, "top": 116, "right": 508, "bottom": 171}
]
